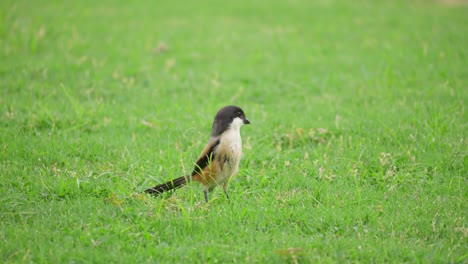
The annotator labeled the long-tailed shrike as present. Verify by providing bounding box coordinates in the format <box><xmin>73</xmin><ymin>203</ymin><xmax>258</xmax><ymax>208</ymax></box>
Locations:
<box><xmin>145</xmin><ymin>105</ymin><xmax>250</xmax><ymax>202</ymax></box>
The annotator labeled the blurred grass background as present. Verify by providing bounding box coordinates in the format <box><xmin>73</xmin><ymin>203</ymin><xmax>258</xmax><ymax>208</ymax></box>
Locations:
<box><xmin>1</xmin><ymin>0</ymin><xmax>466</xmax><ymax>262</ymax></box>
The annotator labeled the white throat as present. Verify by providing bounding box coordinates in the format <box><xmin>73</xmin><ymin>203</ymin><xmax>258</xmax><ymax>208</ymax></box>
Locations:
<box><xmin>230</xmin><ymin>117</ymin><xmax>244</xmax><ymax>132</ymax></box>
<box><xmin>222</xmin><ymin>117</ymin><xmax>243</xmax><ymax>149</ymax></box>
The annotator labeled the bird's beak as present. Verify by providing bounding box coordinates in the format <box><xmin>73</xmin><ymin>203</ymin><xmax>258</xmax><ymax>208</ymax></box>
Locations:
<box><xmin>243</xmin><ymin>118</ymin><xmax>250</xmax><ymax>125</ymax></box>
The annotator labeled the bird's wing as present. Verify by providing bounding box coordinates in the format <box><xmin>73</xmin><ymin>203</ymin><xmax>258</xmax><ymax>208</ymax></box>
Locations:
<box><xmin>191</xmin><ymin>137</ymin><xmax>220</xmax><ymax>176</ymax></box>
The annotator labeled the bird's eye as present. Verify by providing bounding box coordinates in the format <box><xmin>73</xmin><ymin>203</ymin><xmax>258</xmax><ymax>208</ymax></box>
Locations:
<box><xmin>237</xmin><ymin>111</ymin><xmax>243</xmax><ymax>117</ymax></box>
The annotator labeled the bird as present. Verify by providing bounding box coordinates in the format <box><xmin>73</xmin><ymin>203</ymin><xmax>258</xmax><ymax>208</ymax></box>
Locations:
<box><xmin>145</xmin><ymin>105</ymin><xmax>250</xmax><ymax>202</ymax></box>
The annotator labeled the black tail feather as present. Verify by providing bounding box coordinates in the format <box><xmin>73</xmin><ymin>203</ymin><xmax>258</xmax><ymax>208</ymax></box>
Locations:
<box><xmin>145</xmin><ymin>175</ymin><xmax>190</xmax><ymax>195</ymax></box>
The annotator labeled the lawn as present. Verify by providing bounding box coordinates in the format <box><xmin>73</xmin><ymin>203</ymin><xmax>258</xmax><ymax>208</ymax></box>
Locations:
<box><xmin>1</xmin><ymin>0</ymin><xmax>467</xmax><ymax>263</ymax></box>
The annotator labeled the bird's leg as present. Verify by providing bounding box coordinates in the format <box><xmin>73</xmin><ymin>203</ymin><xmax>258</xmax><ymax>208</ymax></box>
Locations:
<box><xmin>223</xmin><ymin>183</ymin><xmax>230</xmax><ymax>202</ymax></box>
<box><xmin>203</xmin><ymin>186</ymin><xmax>213</xmax><ymax>202</ymax></box>
<box><xmin>203</xmin><ymin>186</ymin><xmax>216</xmax><ymax>202</ymax></box>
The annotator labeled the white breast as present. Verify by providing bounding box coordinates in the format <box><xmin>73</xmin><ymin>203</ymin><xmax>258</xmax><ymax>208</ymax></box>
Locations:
<box><xmin>216</xmin><ymin>117</ymin><xmax>244</xmax><ymax>184</ymax></box>
<box><xmin>224</xmin><ymin>127</ymin><xmax>242</xmax><ymax>160</ymax></box>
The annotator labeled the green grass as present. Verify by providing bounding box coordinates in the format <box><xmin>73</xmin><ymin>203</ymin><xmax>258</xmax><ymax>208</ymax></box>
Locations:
<box><xmin>1</xmin><ymin>0</ymin><xmax>467</xmax><ymax>262</ymax></box>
